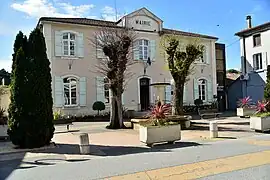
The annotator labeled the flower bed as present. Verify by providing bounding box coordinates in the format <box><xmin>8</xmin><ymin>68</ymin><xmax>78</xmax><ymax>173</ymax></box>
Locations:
<box><xmin>250</xmin><ymin>101</ymin><xmax>270</xmax><ymax>132</ymax></box>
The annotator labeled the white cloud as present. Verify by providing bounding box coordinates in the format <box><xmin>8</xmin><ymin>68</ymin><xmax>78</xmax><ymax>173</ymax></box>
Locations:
<box><xmin>11</xmin><ymin>0</ymin><xmax>95</xmax><ymax>18</ymax></box>
<box><xmin>0</xmin><ymin>56</ymin><xmax>12</xmax><ymax>73</ymax></box>
<box><xmin>100</xmin><ymin>6</ymin><xmax>124</xmax><ymax>21</ymax></box>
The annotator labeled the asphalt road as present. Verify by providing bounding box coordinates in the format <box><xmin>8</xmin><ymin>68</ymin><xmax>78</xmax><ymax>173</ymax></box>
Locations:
<box><xmin>1</xmin><ymin>134</ymin><xmax>270</xmax><ymax>180</ymax></box>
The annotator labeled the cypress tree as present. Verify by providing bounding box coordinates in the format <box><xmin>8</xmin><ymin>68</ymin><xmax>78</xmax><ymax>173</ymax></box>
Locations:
<box><xmin>26</xmin><ymin>28</ymin><xmax>54</xmax><ymax>147</ymax></box>
<box><xmin>264</xmin><ymin>65</ymin><xmax>270</xmax><ymax>100</ymax></box>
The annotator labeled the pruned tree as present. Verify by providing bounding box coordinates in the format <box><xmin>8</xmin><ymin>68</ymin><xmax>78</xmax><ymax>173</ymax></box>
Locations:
<box><xmin>161</xmin><ymin>35</ymin><xmax>204</xmax><ymax>115</ymax></box>
<box><xmin>91</xmin><ymin>27</ymin><xmax>136</xmax><ymax>129</ymax></box>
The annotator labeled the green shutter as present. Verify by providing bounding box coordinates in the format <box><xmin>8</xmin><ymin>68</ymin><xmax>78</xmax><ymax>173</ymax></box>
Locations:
<box><xmin>96</xmin><ymin>77</ymin><xmax>105</xmax><ymax>102</ymax></box>
<box><xmin>193</xmin><ymin>79</ymin><xmax>199</xmax><ymax>101</ymax></box>
<box><xmin>133</xmin><ymin>40</ymin><xmax>139</xmax><ymax>60</ymax></box>
<box><xmin>54</xmin><ymin>76</ymin><xmax>63</xmax><ymax>107</ymax></box>
<box><xmin>55</xmin><ymin>31</ymin><xmax>62</xmax><ymax>57</ymax></box>
<box><xmin>150</xmin><ymin>40</ymin><xmax>156</xmax><ymax>61</ymax></box>
<box><xmin>207</xmin><ymin>79</ymin><xmax>213</xmax><ymax>102</ymax></box>
<box><xmin>79</xmin><ymin>77</ymin><xmax>87</xmax><ymax>106</ymax></box>
<box><xmin>77</xmin><ymin>33</ymin><xmax>84</xmax><ymax>58</ymax></box>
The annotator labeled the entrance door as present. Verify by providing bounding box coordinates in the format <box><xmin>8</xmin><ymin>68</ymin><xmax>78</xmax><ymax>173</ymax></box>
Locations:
<box><xmin>140</xmin><ymin>78</ymin><xmax>150</xmax><ymax>111</ymax></box>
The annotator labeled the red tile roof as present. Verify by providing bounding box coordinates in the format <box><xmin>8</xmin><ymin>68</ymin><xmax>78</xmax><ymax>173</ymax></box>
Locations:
<box><xmin>235</xmin><ymin>21</ymin><xmax>270</xmax><ymax>37</ymax></box>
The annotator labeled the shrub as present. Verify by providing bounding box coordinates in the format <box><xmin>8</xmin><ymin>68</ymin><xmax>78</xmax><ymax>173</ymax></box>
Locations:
<box><xmin>0</xmin><ymin>107</ymin><xmax>7</xmax><ymax>125</ymax></box>
<box><xmin>194</xmin><ymin>99</ymin><xmax>203</xmax><ymax>107</ymax></box>
<box><xmin>53</xmin><ymin>110</ymin><xmax>62</xmax><ymax>120</ymax></box>
<box><xmin>237</xmin><ymin>96</ymin><xmax>252</xmax><ymax>108</ymax></box>
<box><xmin>92</xmin><ymin>101</ymin><xmax>105</xmax><ymax>115</ymax></box>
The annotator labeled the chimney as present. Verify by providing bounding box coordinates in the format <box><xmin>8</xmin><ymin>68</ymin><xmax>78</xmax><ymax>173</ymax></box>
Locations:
<box><xmin>246</xmin><ymin>15</ymin><xmax>252</xmax><ymax>29</ymax></box>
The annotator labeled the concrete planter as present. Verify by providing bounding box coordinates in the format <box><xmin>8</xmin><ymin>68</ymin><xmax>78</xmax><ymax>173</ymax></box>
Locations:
<box><xmin>250</xmin><ymin>116</ymin><xmax>270</xmax><ymax>132</ymax></box>
<box><xmin>0</xmin><ymin>125</ymin><xmax>8</xmax><ymax>137</ymax></box>
<box><xmin>237</xmin><ymin>108</ymin><xmax>256</xmax><ymax>117</ymax></box>
<box><xmin>139</xmin><ymin>124</ymin><xmax>181</xmax><ymax>146</ymax></box>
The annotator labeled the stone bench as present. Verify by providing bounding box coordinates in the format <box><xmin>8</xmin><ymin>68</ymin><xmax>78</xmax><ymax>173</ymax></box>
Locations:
<box><xmin>199</xmin><ymin>110</ymin><xmax>222</xmax><ymax>120</ymax></box>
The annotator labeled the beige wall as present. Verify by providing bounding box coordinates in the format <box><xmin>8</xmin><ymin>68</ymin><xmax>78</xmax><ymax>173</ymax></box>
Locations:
<box><xmin>42</xmin><ymin>9</ymin><xmax>217</xmax><ymax>115</ymax></box>
<box><xmin>0</xmin><ymin>87</ymin><xmax>10</xmax><ymax>116</ymax></box>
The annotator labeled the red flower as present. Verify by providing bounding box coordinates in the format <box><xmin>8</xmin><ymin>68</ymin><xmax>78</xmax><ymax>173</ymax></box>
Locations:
<box><xmin>237</xmin><ymin>96</ymin><xmax>252</xmax><ymax>108</ymax></box>
<box><xmin>150</xmin><ymin>103</ymin><xmax>171</xmax><ymax>119</ymax></box>
<box><xmin>255</xmin><ymin>101</ymin><xmax>269</xmax><ymax>114</ymax></box>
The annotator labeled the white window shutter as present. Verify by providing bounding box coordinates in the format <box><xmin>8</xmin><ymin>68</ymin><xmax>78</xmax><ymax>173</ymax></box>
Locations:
<box><xmin>55</xmin><ymin>31</ymin><xmax>62</xmax><ymax>57</ymax></box>
<box><xmin>207</xmin><ymin>79</ymin><xmax>213</xmax><ymax>102</ymax></box>
<box><xmin>122</xmin><ymin>93</ymin><xmax>124</xmax><ymax>105</ymax></box>
<box><xmin>54</xmin><ymin>76</ymin><xmax>63</xmax><ymax>107</ymax></box>
<box><xmin>165</xmin><ymin>85</ymin><xmax>172</xmax><ymax>104</ymax></box>
<box><xmin>96</xmin><ymin>37</ymin><xmax>106</xmax><ymax>59</ymax></box>
<box><xmin>183</xmin><ymin>85</ymin><xmax>187</xmax><ymax>103</ymax></box>
<box><xmin>96</xmin><ymin>77</ymin><xmax>105</xmax><ymax>102</ymax></box>
<box><xmin>263</xmin><ymin>52</ymin><xmax>268</xmax><ymax>69</ymax></box>
<box><xmin>204</xmin><ymin>46</ymin><xmax>209</xmax><ymax>64</ymax></box>
<box><xmin>150</xmin><ymin>40</ymin><xmax>156</xmax><ymax>61</ymax></box>
<box><xmin>77</xmin><ymin>33</ymin><xmax>84</xmax><ymax>58</ymax></box>
<box><xmin>79</xmin><ymin>77</ymin><xmax>87</xmax><ymax>106</ymax></box>
<box><xmin>133</xmin><ymin>40</ymin><xmax>139</xmax><ymax>60</ymax></box>
<box><xmin>193</xmin><ymin>79</ymin><xmax>199</xmax><ymax>101</ymax></box>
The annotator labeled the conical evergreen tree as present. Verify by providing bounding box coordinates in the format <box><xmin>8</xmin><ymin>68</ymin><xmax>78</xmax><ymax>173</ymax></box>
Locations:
<box><xmin>26</xmin><ymin>28</ymin><xmax>54</xmax><ymax>147</ymax></box>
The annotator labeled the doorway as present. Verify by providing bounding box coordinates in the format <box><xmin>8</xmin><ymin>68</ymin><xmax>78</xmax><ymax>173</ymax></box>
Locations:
<box><xmin>139</xmin><ymin>78</ymin><xmax>150</xmax><ymax>111</ymax></box>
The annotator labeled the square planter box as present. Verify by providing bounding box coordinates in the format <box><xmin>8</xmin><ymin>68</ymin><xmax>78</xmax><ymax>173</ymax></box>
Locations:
<box><xmin>250</xmin><ymin>116</ymin><xmax>270</xmax><ymax>132</ymax></box>
<box><xmin>139</xmin><ymin>124</ymin><xmax>181</xmax><ymax>146</ymax></box>
<box><xmin>237</xmin><ymin>108</ymin><xmax>256</xmax><ymax>117</ymax></box>
<box><xmin>0</xmin><ymin>125</ymin><xmax>8</xmax><ymax>137</ymax></box>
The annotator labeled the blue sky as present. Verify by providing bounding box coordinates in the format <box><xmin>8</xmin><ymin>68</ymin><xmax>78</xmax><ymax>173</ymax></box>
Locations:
<box><xmin>0</xmin><ymin>0</ymin><xmax>270</xmax><ymax>72</ymax></box>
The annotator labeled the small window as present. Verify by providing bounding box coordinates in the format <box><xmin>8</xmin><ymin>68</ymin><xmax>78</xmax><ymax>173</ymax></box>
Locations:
<box><xmin>62</xmin><ymin>32</ymin><xmax>76</xmax><ymax>56</ymax></box>
<box><xmin>104</xmin><ymin>78</ymin><xmax>110</xmax><ymax>103</ymax></box>
<box><xmin>63</xmin><ymin>77</ymin><xmax>78</xmax><ymax>106</ymax></box>
<box><xmin>253</xmin><ymin>34</ymin><xmax>261</xmax><ymax>47</ymax></box>
<box><xmin>253</xmin><ymin>53</ymin><xmax>263</xmax><ymax>70</ymax></box>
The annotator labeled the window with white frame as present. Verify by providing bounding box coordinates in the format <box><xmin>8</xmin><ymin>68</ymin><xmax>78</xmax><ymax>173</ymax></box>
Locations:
<box><xmin>198</xmin><ymin>79</ymin><xmax>207</xmax><ymax>101</ymax></box>
<box><xmin>63</xmin><ymin>77</ymin><xmax>78</xmax><ymax>106</ymax></box>
<box><xmin>253</xmin><ymin>53</ymin><xmax>263</xmax><ymax>70</ymax></box>
<box><xmin>138</xmin><ymin>39</ymin><xmax>149</xmax><ymax>60</ymax></box>
<box><xmin>63</xmin><ymin>32</ymin><xmax>76</xmax><ymax>56</ymax></box>
<box><xmin>104</xmin><ymin>78</ymin><xmax>110</xmax><ymax>103</ymax></box>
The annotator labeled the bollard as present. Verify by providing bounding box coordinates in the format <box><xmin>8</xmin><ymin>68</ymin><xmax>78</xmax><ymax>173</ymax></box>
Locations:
<box><xmin>209</xmin><ymin>121</ymin><xmax>218</xmax><ymax>138</ymax></box>
<box><xmin>78</xmin><ymin>133</ymin><xmax>90</xmax><ymax>154</ymax></box>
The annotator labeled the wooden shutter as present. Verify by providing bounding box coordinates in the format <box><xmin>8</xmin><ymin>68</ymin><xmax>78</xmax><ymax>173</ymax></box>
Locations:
<box><xmin>55</xmin><ymin>31</ymin><xmax>62</xmax><ymax>57</ymax></box>
<box><xmin>165</xmin><ymin>85</ymin><xmax>172</xmax><ymax>104</ymax></box>
<box><xmin>207</xmin><ymin>79</ymin><xmax>213</xmax><ymax>102</ymax></box>
<box><xmin>193</xmin><ymin>79</ymin><xmax>199</xmax><ymax>101</ymax></box>
<box><xmin>150</xmin><ymin>40</ymin><xmax>156</xmax><ymax>61</ymax></box>
<box><xmin>77</xmin><ymin>33</ymin><xmax>84</xmax><ymax>58</ymax></box>
<box><xmin>96</xmin><ymin>77</ymin><xmax>105</xmax><ymax>102</ymax></box>
<box><xmin>79</xmin><ymin>77</ymin><xmax>86</xmax><ymax>106</ymax></box>
<box><xmin>54</xmin><ymin>76</ymin><xmax>63</xmax><ymax>107</ymax></box>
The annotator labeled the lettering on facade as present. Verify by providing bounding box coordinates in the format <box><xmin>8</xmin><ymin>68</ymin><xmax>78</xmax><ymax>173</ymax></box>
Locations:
<box><xmin>135</xmin><ymin>20</ymin><xmax>151</xmax><ymax>26</ymax></box>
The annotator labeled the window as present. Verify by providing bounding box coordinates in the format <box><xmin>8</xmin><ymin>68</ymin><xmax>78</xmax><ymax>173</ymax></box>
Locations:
<box><xmin>253</xmin><ymin>53</ymin><xmax>263</xmax><ymax>70</ymax></box>
<box><xmin>198</xmin><ymin>79</ymin><xmax>207</xmax><ymax>101</ymax></box>
<box><xmin>104</xmin><ymin>78</ymin><xmax>110</xmax><ymax>103</ymax></box>
<box><xmin>63</xmin><ymin>77</ymin><xmax>78</xmax><ymax>106</ymax></box>
<box><xmin>253</xmin><ymin>34</ymin><xmax>261</xmax><ymax>47</ymax></box>
<box><xmin>63</xmin><ymin>32</ymin><xmax>76</xmax><ymax>56</ymax></box>
<box><xmin>138</xmin><ymin>39</ymin><xmax>149</xmax><ymax>60</ymax></box>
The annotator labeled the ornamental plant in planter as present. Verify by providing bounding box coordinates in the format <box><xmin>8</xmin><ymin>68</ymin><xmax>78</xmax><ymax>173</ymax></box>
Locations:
<box><xmin>236</xmin><ymin>96</ymin><xmax>256</xmax><ymax>117</ymax></box>
<box><xmin>139</xmin><ymin>102</ymin><xmax>181</xmax><ymax>147</ymax></box>
<box><xmin>0</xmin><ymin>107</ymin><xmax>8</xmax><ymax>137</ymax></box>
<box><xmin>250</xmin><ymin>101</ymin><xmax>270</xmax><ymax>132</ymax></box>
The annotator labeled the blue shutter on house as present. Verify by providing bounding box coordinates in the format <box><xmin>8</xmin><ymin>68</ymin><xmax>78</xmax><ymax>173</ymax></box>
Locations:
<box><xmin>79</xmin><ymin>77</ymin><xmax>87</xmax><ymax>106</ymax></box>
<box><xmin>193</xmin><ymin>79</ymin><xmax>199</xmax><ymax>101</ymax></box>
<box><xmin>207</xmin><ymin>79</ymin><xmax>213</xmax><ymax>102</ymax></box>
<box><xmin>165</xmin><ymin>85</ymin><xmax>172</xmax><ymax>104</ymax></box>
<box><xmin>96</xmin><ymin>77</ymin><xmax>105</xmax><ymax>102</ymax></box>
<box><xmin>54</xmin><ymin>76</ymin><xmax>63</xmax><ymax>107</ymax></box>
<box><xmin>77</xmin><ymin>33</ymin><xmax>84</xmax><ymax>58</ymax></box>
<box><xmin>133</xmin><ymin>40</ymin><xmax>140</xmax><ymax>60</ymax></box>
<box><xmin>150</xmin><ymin>40</ymin><xmax>156</xmax><ymax>61</ymax></box>
<box><xmin>55</xmin><ymin>31</ymin><xmax>62</xmax><ymax>57</ymax></box>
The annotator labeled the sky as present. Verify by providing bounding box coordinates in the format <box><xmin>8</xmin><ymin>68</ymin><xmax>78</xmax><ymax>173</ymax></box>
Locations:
<box><xmin>0</xmin><ymin>0</ymin><xmax>270</xmax><ymax>72</ymax></box>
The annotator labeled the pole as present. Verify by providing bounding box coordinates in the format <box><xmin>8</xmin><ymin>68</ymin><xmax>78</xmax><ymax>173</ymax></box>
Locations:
<box><xmin>114</xmin><ymin>0</ymin><xmax>118</xmax><ymax>21</ymax></box>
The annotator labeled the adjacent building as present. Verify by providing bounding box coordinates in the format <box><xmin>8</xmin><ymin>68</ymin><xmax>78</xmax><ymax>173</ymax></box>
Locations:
<box><xmin>37</xmin><ymin>7</ymin><xmax>219</xmax><ymax>115</ymax></box>
<box><xmin>231</xmin><ymin>16</ymin><xmax>270</xmax><ymax>107</ymax></box>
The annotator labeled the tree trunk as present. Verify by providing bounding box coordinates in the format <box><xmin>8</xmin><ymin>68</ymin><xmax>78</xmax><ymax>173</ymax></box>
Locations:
<box><xmin>173</xmin><ymin>82</ymin><xmax>184</xmax><ymax>115</ymax></box>
<box><xmin>107</xmin><ymin>95</ymin><xmax>124</xmax><ymax>129</ymax></box>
